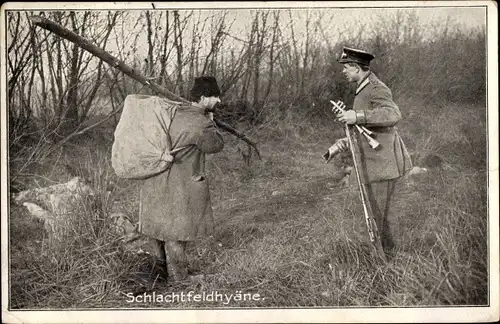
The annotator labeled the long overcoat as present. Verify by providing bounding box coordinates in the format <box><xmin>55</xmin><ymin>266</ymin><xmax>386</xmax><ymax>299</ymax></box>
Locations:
<box><xmin>349</xmin><ymin>72</ymin><xmax>413</xmax><ymax>184</ymax></box>
<box><xmin>138</xmin><ymin>104</ymin><xmax>224</xmax><ymax>242</ymax></box>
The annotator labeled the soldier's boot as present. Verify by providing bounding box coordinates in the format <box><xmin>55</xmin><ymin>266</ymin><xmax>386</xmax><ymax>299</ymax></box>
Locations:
<box><xmin>152</xmin><ymin>239</ymin><xmax>169</xmax><ymax>280</ymax></box>
<box><xmin>165</xmin><ymin>240</ymin><xmax>189</xmax><ymax>283</ymax></box>
<box><xmin>380</xmin><ymin>220</ymin><xmax>396</xmax><ymax>259</ymax></box>
<box><xmin>381</xmin><ymin>180</ymin><xmax>397</xmax><ymax>259</ymax></box>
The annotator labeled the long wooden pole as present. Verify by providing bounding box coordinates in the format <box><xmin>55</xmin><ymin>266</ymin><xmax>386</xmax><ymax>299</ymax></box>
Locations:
<box><xmin>28</xmin><ymin>15</ymin><xmax>261</xmax><ymax>159</ymax></box>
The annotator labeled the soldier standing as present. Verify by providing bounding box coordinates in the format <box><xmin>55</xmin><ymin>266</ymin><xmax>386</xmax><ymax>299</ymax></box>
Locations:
<box><xmin>334</xmin><ymin>47</ymin><xmax>413</xmax><ymax>257</ymax></box>
<box><xmin>139</xmin><ymin>76</ymin><xmax>224</xmax><ymax>282</ymax></box>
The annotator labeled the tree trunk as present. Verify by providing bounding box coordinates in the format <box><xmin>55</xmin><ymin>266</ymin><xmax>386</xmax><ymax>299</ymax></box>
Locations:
<box><xmin>63</xmin><ymin>12</ymin><xmax>80</xmax><ymax>133</ymax></box>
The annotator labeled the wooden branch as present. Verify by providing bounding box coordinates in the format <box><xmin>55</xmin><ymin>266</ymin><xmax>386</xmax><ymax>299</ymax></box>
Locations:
<box><xmin>29</xmin><ymin>15</ymin><xmax>187</xmax><ymax>104</ymax></box>
<box><xmin>28</xmin><ymin>15</ymin><xmax>260</xmax><ymax>159</ymax></box>
<box><xmin>214</xmin><ymin>119</ymin><xmax>261</xmax><ymax>160</ymax></box>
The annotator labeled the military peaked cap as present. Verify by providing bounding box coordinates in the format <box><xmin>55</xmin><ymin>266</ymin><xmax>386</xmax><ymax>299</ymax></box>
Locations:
<box><xmin>337</xmin><ymin>47</ymin><xmax>375</xmax><ymax>66</ymax></box>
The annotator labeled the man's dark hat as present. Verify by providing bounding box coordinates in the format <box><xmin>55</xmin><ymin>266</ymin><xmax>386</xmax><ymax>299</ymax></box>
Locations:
<box><xmin>190</xmin><ymin>76</ymin><xmax>221</xmax><ymax>99</ymax></box>
<box><xmin>337</xmin><ymin>47</ymin><xmax>375</xmax><ymax>66</ymax></box>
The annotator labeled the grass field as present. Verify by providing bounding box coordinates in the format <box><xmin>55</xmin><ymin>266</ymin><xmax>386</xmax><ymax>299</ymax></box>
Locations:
<box><xmin>8</xmin><ymin>99</ymin><xmax>488</xmax><ymax>309</ymax></box>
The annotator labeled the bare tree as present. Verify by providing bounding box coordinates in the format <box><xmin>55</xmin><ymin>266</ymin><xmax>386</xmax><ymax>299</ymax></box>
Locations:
<box><xmin>159</xmin><ymin>11</ymin><xmax>174</xmax><ymax>86</ymax></box>
<box><xmin>201</xmin><ymin>11</ymin><xmax>232</xmax><ymax>76</ymax></box>
<box><xmin>7</xmin><ymin>11</ymin><xmax>123</xmax><ymax>138</ymax></box>
<box><xmin>172</xmin><ymin>11</ymin><xmax>189</xmax><ymax>96</ymax></box>
<box><xmin>145</xmin><ymin>10</ymin><xmax>155</xmax><ymax>77</ymax></box>
<box><xmin>263</xmin><ymin>11</ymin><xmax>281</xmax><ymax>102</ymax></box>
<box><xmin>251</xmin><ymin>11</ymin><xmax>269</xmax><ymax>111</ymax></box>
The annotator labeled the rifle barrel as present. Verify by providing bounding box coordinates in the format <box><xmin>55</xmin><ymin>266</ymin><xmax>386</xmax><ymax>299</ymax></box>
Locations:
<box><xmin>345</xmin><ymin>122</ymin><xmax>387</xmax><ymax>262</ymax></box>
<box><xmin>345</xmin><ymin>124</ymin><xmax>375</xmax><ymax>242</ymax></box>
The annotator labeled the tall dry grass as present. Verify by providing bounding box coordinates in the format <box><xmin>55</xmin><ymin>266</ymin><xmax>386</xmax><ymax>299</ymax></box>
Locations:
<box><xmin>9</xmin><ymin>144</ymin><xmax>167</xmax><ymax>309</ymax></box>
<box><xmin>9</xmin><ymin>96</ymin><xmax>488</xmax><ymax>308</ymax></box>
<box><xmin>199</xmin><ymin>100</ymin><xmax>488</xmax><ymax>307</ymax></box>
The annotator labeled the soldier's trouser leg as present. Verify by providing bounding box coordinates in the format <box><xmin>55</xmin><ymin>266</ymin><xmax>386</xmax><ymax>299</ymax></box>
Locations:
<box><xmin>366</xmin><ymin>179</ymin><xmax>397</xmax><ymax>253</ymax></box>
<box><xmin>165</xmin><ymin>240</ymin><xmax>189</xmax><ymax>282</ymax></box>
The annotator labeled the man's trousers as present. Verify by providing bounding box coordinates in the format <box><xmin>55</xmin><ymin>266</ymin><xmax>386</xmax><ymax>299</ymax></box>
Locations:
<box><xmin>153</xmin><ymin>239</ymin><xmax>189</xmax><ymax>282</ymax></box>
<box><xmin>363</xmin><ymin>179</ymin><xmax>398</xmax><ymax>252</ymax></box>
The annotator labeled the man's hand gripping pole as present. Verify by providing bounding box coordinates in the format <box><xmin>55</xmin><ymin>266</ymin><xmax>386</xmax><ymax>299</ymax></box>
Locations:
<box><xmin>330</xmin><ymin>100</ymin><xmax>380</xmax><ymax>150</ymax></box>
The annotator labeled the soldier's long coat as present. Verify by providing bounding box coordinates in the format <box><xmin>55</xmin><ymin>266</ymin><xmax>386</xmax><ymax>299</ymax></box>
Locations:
<box><xmin>350</xmin><ymin>72</ymin><xmax>413</xmax><ymax>184</ymax></box>
<box><xmin>138</xmin><ymin>104</ymin><xmax>224</xmax><ymax>241</ymax></box>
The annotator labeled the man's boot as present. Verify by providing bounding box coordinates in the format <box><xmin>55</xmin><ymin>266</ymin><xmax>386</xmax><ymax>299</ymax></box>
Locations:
<box><xmin>152</xmin><ymin>239</ymin><xmax>169</xmax><ymax>280</ymax></box>
<box><xmin>381</xmin><ymin>222</ymin><xmax>396</xmax><ymax>257</ymax></box>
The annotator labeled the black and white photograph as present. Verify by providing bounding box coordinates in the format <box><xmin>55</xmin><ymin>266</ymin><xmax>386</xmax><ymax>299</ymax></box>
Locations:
<box><xmin>1</xmin><ymin>1</ymin><xmax>498</xmax><ymax>323</ymax></box>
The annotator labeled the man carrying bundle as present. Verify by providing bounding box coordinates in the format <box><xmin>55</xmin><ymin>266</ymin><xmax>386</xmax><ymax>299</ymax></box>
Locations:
<box><xmin>138</xmin><ymin>76</ymin><xmax>224</xmax><ymax>283</ymax></box>
<box><xmin>332</xmin><ymin>47</ymin><xmax>413</xmax><ymax>258</ymax></box>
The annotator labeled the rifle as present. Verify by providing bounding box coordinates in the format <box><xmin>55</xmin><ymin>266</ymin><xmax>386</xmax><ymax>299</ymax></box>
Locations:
<box><xmin>28</xmin><ymin>15</ymin><xmax>261</xmax><ymax>160</ymax></box>
<box><xmin>332</xmin><ymin>100</ymin><xmax>387</xmax><ymax>262</ymax></box>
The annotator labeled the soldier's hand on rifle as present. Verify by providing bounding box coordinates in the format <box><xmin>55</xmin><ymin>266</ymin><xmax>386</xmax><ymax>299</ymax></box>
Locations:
<box><xmin>336</xmin><ymin>110</ymin><xmax>357</xmax><ymax>125</ymax></box>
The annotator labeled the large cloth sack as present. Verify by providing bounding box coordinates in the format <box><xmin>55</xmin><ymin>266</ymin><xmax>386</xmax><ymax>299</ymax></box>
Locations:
<box><xmin>111</xmin><ymin>94</ymin><xmax>181</xmax><ymax>179</ymax></box>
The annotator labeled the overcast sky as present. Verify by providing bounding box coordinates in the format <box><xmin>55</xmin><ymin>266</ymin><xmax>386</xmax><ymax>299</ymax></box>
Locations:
<box><xmin>223</xmin><ymin>6</ymin><xmax>486</xmax><ymax>31</ymax></box>
<box><xmin>4</xmin><ymin>3</ymin><xmax>489</xmax><ymax>75</ymax></box>
<box><xmin>220</xmin><ymin>7</ymin><xmax>487</xmax><ymax>43</ymax></box>
<box><xmin>111</xmin><ymin>6</ymin><xmax>486</xmax><ymax>43</ymax></box>
<box><xmin>2</xmin><ymin>2</ymin><xmax>491</xmax><ymax>114</ymax></box>
<box><xmin>116</xmin><ymin>6</ymin><xmax>487</xmax><ymax>57</ymax></box>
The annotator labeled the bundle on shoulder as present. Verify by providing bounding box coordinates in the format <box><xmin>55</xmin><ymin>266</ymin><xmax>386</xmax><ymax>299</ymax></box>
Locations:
<box><xmin>111</xmin><ymin>94</ymin><xmax>183</xmax><ymax>179</ymax></box>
